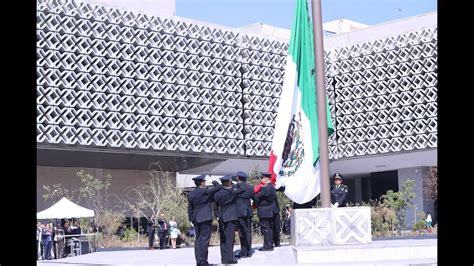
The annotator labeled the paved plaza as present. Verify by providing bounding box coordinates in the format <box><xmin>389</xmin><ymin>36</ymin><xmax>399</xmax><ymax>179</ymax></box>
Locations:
<box><xmin>37</xmin><ymin>238</ymin><xmax>437</xmax><ymax>265</ymax></box>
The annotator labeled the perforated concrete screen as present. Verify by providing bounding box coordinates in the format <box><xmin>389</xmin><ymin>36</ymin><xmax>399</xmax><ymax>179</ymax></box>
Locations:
<box><xmin>37</xmin><ymin>0</ymin><xmax>437</xmax><ymax>159</ymax></box>
<box><xmin>325</xmin><ymin>28</ymin><xmax>437</xmax><ymax>159</ymax></box>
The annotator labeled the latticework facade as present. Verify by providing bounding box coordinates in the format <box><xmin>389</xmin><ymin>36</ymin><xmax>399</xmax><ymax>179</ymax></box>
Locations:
<box><xmin>37</xmin><ymin>0</ymin><xmax>437</xmax><ymax>160</ymax></box>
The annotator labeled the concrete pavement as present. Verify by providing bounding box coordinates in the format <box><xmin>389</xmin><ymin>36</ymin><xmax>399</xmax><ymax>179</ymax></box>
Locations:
<box><xmin>37</xmin><ymin>238</ymin><xmax>437</xmax><ymax>265</ymax></box>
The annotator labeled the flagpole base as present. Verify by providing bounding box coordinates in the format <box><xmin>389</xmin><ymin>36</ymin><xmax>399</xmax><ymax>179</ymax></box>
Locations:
<box><xmin>289</xmin><ymin>207</ymin><xmax>438</xmax><ymax>263</ymax></box>
<box><xmin>290</xmin><ymin>206</ymin><xmax>371</xmax><ymax>246</ymax></box>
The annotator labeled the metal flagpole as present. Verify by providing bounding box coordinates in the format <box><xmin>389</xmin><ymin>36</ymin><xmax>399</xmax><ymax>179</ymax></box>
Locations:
<box><xmin>310</xmin><ymin>0</ymin><xmax>331</xmax><ymax>208</ymax></box>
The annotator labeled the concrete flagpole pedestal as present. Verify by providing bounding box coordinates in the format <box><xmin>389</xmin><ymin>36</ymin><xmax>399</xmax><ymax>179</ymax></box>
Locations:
<box><xmin>291</xmin><ymin>207</ymin><xmax>372</xmax><ymax>246</ymax></box>
<box><xmin>290</xmin><ymin>207</ymin><xmax>437</xmax><ymax>264</ymax></box>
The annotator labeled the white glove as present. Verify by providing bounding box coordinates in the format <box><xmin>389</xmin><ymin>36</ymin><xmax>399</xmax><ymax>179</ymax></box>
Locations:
<box><xmin>333</xmin><ymin>202</ymin><xmax>339</xmax><ymax>208</ymax></box>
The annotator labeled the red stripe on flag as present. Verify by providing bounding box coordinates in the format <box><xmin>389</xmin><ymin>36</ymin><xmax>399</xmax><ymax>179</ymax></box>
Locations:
<box><xmin>268</xmin><ymin>150</ymin><xmax>278</xmax><ymax>185</ymax></box>
<box><xmin>254</xmin><ymin>182</ymin><xmax>264</xmax><ymax>193</ymax></box>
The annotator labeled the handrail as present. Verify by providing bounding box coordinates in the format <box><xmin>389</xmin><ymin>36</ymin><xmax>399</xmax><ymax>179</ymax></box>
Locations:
<box><xmin>64</xmin><ymin>233</ymin><xmax>96</xmax><ymax>238</ymax></box>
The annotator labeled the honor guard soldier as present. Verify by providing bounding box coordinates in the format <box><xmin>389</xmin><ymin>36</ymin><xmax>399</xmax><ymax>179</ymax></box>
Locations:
<box><xmin>330</xmin><ymin>173</ymin><xmax>348</xmax><ymax>207</ymax></box>
<box><xmin>255</xmin><ymin>172</ymin><xmax>284</xmax><ymax>247</ymax></box>
<box><xmin>234</xmin><ymin>171</ymin><xmax>256</xmax><ymax>258</ymax></box>
<box><xmin>254</xmin><ymin>172</ymin><xmax>277</xmax><ymax>251</ymax></box>
<box><xmin>272</xmin><ymin>182</ymin><xmax>284</xmax><ymax>248</ymax></box>
<box><xmin>214</xmin><ymin>175</ymin><xmax>244</xmax><ymax>264</ymax></box>
<box><xmin>187</xmin><ymin>174</ymin><xmax>221</xmax><ymax>266</ymax></box>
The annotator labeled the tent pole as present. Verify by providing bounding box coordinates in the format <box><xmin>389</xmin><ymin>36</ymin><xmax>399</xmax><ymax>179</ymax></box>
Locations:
<box><xmin>55</xmin><ymin>218</ymin><xmax>58</xmax><ymax>259</ymax></box>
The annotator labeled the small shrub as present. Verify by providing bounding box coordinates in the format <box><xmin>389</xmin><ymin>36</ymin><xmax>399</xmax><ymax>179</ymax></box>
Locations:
<box><xmin>412</xmin><ymin>211</ymin><xmax>427</xmax><ymax>235</ymax></box>
<box><xmin>98</xmin><ymin>210</ymin><xmax>125</xmax><ymax>247</ymax></box>
<box><xmin>370</xmin><ymin>199</ymin><xmax>397</xmax><ymax>237</ymax></box>
<box><xmin>123</xmin><ymin>227</ymin><xmax>139</xmax><ymax>242</ymax></box>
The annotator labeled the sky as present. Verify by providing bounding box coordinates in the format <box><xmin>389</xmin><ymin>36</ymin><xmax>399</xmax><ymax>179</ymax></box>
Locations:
<box><xmin>176</xmin><ymin>0</ymin><xmax>437</xmax><ymax>29</ymax></box>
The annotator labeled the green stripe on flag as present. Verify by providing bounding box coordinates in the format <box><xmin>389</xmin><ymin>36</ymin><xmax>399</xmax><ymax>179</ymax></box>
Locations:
<box><xmin>288</xmin><ymin>0</ymin><xmax>334</xmax><ymax>164</ymax></box>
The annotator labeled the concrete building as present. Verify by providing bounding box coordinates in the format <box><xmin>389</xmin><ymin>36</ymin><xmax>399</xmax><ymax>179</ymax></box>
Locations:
<box><xmin>36</xmin><ymin>0</ymin><xmax>437</xmax><ymax>228</ymax></box>
<box><xmin>323</xmin><ymin>18</ymin><xmax>369</xmax><ymax>34</ymax></box>
<box><xmin>75</xmin><ymin>0</ymin><xmax>176</xmax><ymax>17</ymax></box>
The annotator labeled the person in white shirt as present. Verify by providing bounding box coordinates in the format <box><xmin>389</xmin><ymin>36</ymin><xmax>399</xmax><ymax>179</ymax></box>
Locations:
<box><xmin>426</xmin><ymin>212</ymin><xmax>433</xmax><ymax>232</ymax></box>
<box><xmin>169</xmin><ymin>216</ymin><xmax>180</xmax><ymax>249</ymax></box>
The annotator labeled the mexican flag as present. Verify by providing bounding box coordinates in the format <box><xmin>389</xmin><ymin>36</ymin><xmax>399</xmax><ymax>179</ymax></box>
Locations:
<box><xmin>269</xmin><ymin>0</ymin><xmax>334</xmax><ymax>204</ymax></box>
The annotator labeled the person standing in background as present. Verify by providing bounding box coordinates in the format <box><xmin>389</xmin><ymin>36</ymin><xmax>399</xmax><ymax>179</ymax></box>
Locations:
<box><xmin>157</xmin><ymin>213</ymin><xmax>169</xmax><ymax>249</ymax></box>
<box><xmin>42</xmin><ymin>223</ymin><xmax>53</xmax><ymax>260</ymax></box>
<box><xmin>282</xmin><ymin>205</ymin><xmax>292</xmax><ymax>236</ymax></box>
<box><xmin>37</xmin><ymin>222</ymin><xmax>44</xmax><ymax>260</ymax></box>
<box><xmin>426</xmin><ymin>212</ymin><xmax>433</xmax><ymax>233</ymax></box>
<box><xmin>147</xmin><ymin>215</ymin><xmax>156</xmax><ymax>250</ymax></box>
<box><xmin>169</xmin><ymin>216</ymin><xmax>179</xmax><ymax>249</ymax></box>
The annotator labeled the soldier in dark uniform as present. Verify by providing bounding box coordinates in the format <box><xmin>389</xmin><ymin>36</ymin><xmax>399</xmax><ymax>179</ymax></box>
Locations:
<box><xmin>157</xmin><ymin>213</ymin><xmax>169</xmax><ymax>249</ymax></box>
<box><xmin>254</xmin><ymin>173</ymin><xmax>277</xmax><ymax>251</ymax></box>
<box><xmin>187</xmin><ymin>174</ymin><xmax>221</xmax><ymax>266</ymax></box>
<box><xmin>214</xmin><ymin>175</ymin><xmax>244</xmax><ymax>264</ymax></box>
<box><xmin>234</xmin><ymin>171</ymin><xmax>256</xmax><ymax>258</ymax></box>
<box><xmin>146</xmin><ymin>215</ymin><xmax>156</xmax><ymax>250</ymax></box>
<box><xmin>254</xmin><ymin>173</ymin><xmax>284</xmax><ymax>247</ymax></box>
<box><xmin>330</xmin><ymin>173</ymin><xmax>348</xmax><ymax>207</ymax></box>
<box><xmin>272</xmin><ymin>183</ymin><xmax>285</xmax><ymax>248</ymax></box>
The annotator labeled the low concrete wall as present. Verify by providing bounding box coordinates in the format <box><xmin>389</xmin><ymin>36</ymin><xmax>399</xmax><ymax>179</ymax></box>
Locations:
<box><xmin>291</xmin><ymin>206</ymin><xmax>371</xmax><ymax>246</ymax></box>
<box><xmin>293</xmin><ymin>239</ymin><xmax>437</xmax><ymax>264</ymax></box>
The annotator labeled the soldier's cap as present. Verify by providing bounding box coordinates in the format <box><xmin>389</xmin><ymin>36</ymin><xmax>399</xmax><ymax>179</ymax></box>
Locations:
<box><xmin>192</xmin><ymin>174</ymin><xmax>206</xmax><ymax>181</ymax></box>
<box><xmin>333</xmin><ymin>173</ymin><xmax>343</xmax><ymax>180</ymax></box>
<box><xmin>260</xmin><ymin>172</ymin><xmax>272</xmax><ymax>178</ymax></box>
<box><xmin>236</xmin><ymin>171</ymin><xmax>248</xmax><ymax>179</ymax></box>
<box><xmin>220</xmin><ymin>174</ymin><xmax>233</xmax><ymax>181</ymax></box>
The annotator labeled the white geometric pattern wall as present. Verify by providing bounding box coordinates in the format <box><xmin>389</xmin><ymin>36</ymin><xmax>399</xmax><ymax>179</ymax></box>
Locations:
<box><xmin>36</xmin><ymin>0</ymin><xmax>287</xmax><ymax>156</ymax></box>
<box><xmin>325</xmin><ymin>27</ymin><xmax>437</xmax><ymax>159</ymax></box>
<box><xmin>291</xmin><ymin>207</ymin><xmax>332</xmax><ymax>246</ymax></box>
<box><xmin>37</xmin><ymin>0</ymin><xmax>437</xmax><ymax>159</ymax></box>
<box><xmin>332</xmin><ymin>207</ymin><xmax>371</xmax><ymax>244</ymax></box>
<box><xmin>291</xmin><ymin>207</ymin><xmax>371</xmax><ymax>246</ymax></box>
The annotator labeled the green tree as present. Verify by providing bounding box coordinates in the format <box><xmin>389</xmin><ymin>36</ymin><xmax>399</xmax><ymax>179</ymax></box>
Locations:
<box><xmin>412</xmin><ymin>211</ymin><xmax>427</xmax><ymax>235</ymax></box>
<box><xmin>76</xmin><ymin>170</ymin><xmax>114</xmax><ymax>224</ymax></box>
<box><xmin>369</xmin><ymin>199</ymin><xmax>397</xmax><ymax>237</ymax></box>
<box><xmin>380</xmin><ymin>178</ymin><xmax>416</xmax><ymax>233</ymax></box>
<box><xmin>247</xmin><ymin>165</ymin><xmax>262</xmax><ymax>187</ymax></box>
<box><xmin>123</xmin><ymin>162</ymin><xmax>190</xmax><ymax>232</ymax></box>
<box><xmin>42</xmin><ymin>183</ymin><xmax>74</xmax><ymax>202</ymax></box>
<box><xmin>99</xmin><ymin>209</ymin><xmax>126</xmax><ymax>245</ymax></box>
<box><xmin>42</xmin><ymin>170</ymin><xmax>125</xmax><ymax>248</ymax></box>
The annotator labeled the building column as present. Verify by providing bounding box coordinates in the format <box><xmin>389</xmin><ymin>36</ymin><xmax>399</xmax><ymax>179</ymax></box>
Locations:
<box><xmin>354</xmin><ymin>177</ymin><xmax>362</xmax><ymax>204</ymax></box>
<box><xmin>421</xmin><ymin>166</ymin><xmax>436</xmax><ymax>225</ymax></box>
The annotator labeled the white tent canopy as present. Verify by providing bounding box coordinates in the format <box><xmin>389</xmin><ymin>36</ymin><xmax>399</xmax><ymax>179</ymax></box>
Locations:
<box><xmin>37</xmin><ymin>197</ymin><xmax>94</xmax><ymax>219</ymax></box>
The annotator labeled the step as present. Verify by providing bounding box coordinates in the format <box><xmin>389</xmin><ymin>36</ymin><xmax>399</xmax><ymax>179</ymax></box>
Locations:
<box><xmin>292</xmin><ymin>239</ymin><xmax>437</xmax><ymax>264</ymax></box>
